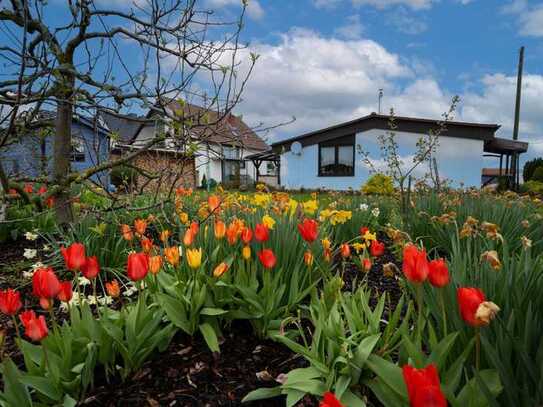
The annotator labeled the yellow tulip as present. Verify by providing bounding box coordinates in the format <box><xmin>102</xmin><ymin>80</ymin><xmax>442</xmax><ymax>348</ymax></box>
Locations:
<box><xmin>304</xmin><ymin>250</ymin><xmax>314</xmax><ymax>267</ymax></box>
<box><xmin>242</xmin><ymin>245</ymin><xmax>251</xmax><ymax>260</ymax></box>
<box><xmin>262</xmin><ymin>214</ymin><xmax>276</xmax><ymax>230</ymax></box>
<box><xmin>213</xmin><ymin>262</ymin><xmax>228</xmax><ymax>277</ymax></box>
<box><xmin>186</xmin><ymin>248</ymin><xmax>202</xmax><ymax>269</ymax></box>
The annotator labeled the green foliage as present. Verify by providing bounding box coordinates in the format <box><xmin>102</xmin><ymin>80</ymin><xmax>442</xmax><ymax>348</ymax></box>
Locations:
<box><xmin>523</xmin><ymin>157</ymin><xmax>543</xmax><ymax>182</ymax></box>
<box><xmin>531</xmin><ymin>166</ymin><xmax>543</xmax><ymax>183</ymax></box>
<box><xmin>361</xmin><ymin>174</ymin><xmax>394</xmax><ymax>196</ymax></box>
<box><xmin>110</xmin><ymin>165</ymin><xmax>138</xmax><ymax>190</ymax></box>
<box><xmin>521</xmin><ymin>180</ymin><xmax>543</xmax><ymax>195</ymax></box>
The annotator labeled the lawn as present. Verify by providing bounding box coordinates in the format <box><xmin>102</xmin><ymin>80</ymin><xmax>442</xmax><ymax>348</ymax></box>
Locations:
<box><xmin>0</xmin><ymin>186</ymin><xmax>542</xmax><ymax>406</ymax></box>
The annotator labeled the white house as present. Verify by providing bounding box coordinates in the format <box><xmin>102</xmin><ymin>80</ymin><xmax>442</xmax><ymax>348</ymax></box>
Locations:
<box><xmin>271</xmin><ymin>113</ymin><xmax>528</xmax><ymax>190</ymax></box>
<box><xmin>105</xmin><ymin>101</ymin><xmax>271</xmax><ymax>189</ymax></box>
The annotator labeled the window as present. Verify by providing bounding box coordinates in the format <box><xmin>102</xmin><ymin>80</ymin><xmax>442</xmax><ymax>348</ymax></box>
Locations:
<box><xmin>318</xmin><ymin>137</ymin><xmax>354</xmax><ymax>177</ymax></box>
<box><xmin>240</xmin><ymin>160</ymin><xmax>246</xmax><ymax>169</ymax></box>
<box><xmin>71</xmin><ymin>138</ymin><xmax>85</xmax><ymax>162</ymax></box>
<box><xmin>266</xmin><ymin>161</ymin><xmax>277</xmax><ymax>175</ymax></box>
<box><xmin>223</xmin><ymin>145</ymin><xmax>241</xmax><ymax>160</ymax></box>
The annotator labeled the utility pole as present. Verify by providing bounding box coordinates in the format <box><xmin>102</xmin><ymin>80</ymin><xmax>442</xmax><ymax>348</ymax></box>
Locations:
<box><xmin>512</xmin><ymin>46</ymin><xmax>524</xmax><ymax>189</ymax></box>
<box><xmin>378</xmin><ymin>88</ymin><xmax>383</xmax><ymax>114</ymax></box>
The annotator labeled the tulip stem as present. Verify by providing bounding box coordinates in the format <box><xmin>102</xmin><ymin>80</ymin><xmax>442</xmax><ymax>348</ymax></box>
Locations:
<box><xmin>416</xmin><ymin>283</ymin><xmax>423</xmax><ymax>340</ymax></box>
<box><xmin>475</xmin><ymin>327</ymin><xmax>481</xmax><ymax>371</ymax></box>
<box><xmin>42</xmin><ymin>344</ymin><xmax>50</xmax><ymax>373</ymax></box>
<box><xmin>11</xmin><ymin>315</ymin><xmax>22</xmax><ymax>344</ymax></box>
<box><xmin>439</xmin><ymin>289</ymin><xmax>447</xmax><ymax>337</ymax></box>
<box><xmin>48</xmin><ymin>306</ymin><xmax>58</xmax><ymax>333</ymax></box>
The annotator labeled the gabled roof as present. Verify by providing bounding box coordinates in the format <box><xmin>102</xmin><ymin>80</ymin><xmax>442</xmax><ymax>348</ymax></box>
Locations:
<box><xmin>99</xmin><ymin>111</ymin><xmax>145</xmax><ymax>144</ymax></box>
<box><xmin>132</xmin><ymin>101</ymin><xmax>269</xmax><ymax>152</ymax></box>
<box><xmin>272</xmin><ymin>112</ymin><xmax>501</xmax><ymax>151</ymax></box>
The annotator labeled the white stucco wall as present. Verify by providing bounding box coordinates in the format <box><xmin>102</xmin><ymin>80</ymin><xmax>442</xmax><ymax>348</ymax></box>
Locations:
<box><xmin>279</xmin><ymin>129</ymin><xmax>485</xmax><ymax>190</ymax></box>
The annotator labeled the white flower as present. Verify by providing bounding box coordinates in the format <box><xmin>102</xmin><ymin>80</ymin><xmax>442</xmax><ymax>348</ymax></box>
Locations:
<box><xmin>98</xmin><ymin>296</ymin><xmax>113</xmax><ymax>305</ymax></box>
<box><xmin>23</xmin><ymin>249</ymin><xmax>37</xmax><ymax>259</ymax></box>
<box><xmin>359</xmin><ymin>203</ymin><xmax>369</xmax><ymax>211</ymax></box>
<box><xmin>70</xmin><ymin>292</ymin><xmax>81</xmax><ymax>307</ymax></box>
<box><xmin>31</xmin><ymin>262</ymin><xmax>45</xmax><ymax>270</ymax></box>
<box><xmin>371</xmin><ymin>208</ymin><xmax>380</xmax><ymax>217</ymax></box>
<box><xmin>78</xmin><ymin>276</ymin><xmax>91</xmax><ymax>286</ymax></box>
<box><xmin>42</xmin><ymin>244</ymin><xmax>51</xmax><ymax>252</ymax></box>
<box><xmin>123</xmin><ymin>286</ymin><xmax>138</xmax><ymax>297</ymax></box>
<box><xmin>86</xmin><ymin>295</ymin><xmax>97</xmax><ymax>305</ymax></box>
<box><xmin>25</xmin><ymin>232</ymin><xmax>38</xmax><ymax>241</ymax></box>
<box><xmin>22</xmin><ymin>270</ymin><xmax>35</xmax><ymax>279</ymax></box>
<box><xmin>59</xmin><ymin>302</ymin><xmax>69</xmax><ymax>313</ymax></box>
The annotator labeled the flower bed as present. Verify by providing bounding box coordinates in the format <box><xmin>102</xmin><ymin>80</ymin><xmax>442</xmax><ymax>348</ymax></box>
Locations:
<box><xmin>1</xmin><ymin>188</ymin><xmax>543</xmax><ymax>406</ymax></box>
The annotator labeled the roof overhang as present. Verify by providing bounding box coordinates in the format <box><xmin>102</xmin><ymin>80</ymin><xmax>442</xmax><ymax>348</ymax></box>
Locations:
<box><xmin>483</xmin><ymin>137</ymin><xmax>528</xmax><ymax>154</ymax></box>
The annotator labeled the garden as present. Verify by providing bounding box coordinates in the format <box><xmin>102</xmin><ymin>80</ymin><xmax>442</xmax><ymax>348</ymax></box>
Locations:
<box><xmin>1</xmin><ymin>182</ymin><xmax>542</xmax><ymax>407</ymax></box>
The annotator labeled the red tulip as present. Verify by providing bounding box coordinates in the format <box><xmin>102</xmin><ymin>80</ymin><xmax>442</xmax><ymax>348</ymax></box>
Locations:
<box><xmin>370</xmin><ymin>240</ymin><xmax>385</xmax><ymax>257</ymax></box>
<box><xmin>19</xmin><ymin>310</ymin><xmax>48</xmax><ymax>342</ymax></box>
<box><xmin>0</xmin><ymin>289</ymin><xmax>22</xmax><ymax>316</ymax></box>
<box><xmin>57</xmin><ymin>281</ymin><xmax>73</xmax><ymax>303</ymax></box>
<box><xmin>298</xmin><ymin>218</ymin><xmax>318</xmax><ymax>243</ymax></box>
<box><xmin>23</xmin><ymin>183</ymin><xmax>33</xmax><ymax>194</ymax></box>
<box><xmin>32</xmin><ymin>267</ymin><xmax>61</xmax><ymax>299</ymax></box>
<box><xmin>127</xmin><ymin>252</ymin><xmax>149</xmax><ymax>281</ymax></box>
<box><xmin>241</xmin><ymin>227</ymin><xmax>253</xmax><ymax>244</ymax></box>
<box><xmin>61</xmin><ymin>242</ymin><xmax>87</xmax><ymax>271</ymax></box>
<box><xmin>402</xmin><ymin>364</ymin><xmax>447</xmax><ymax>407</ymax></box>
<box><xmin>360</xmin><ymin>226</ymin><xmax>369</xmax><ymax>236</ymax></box>
<box><xmin>258</xmin><ymin>249</ymin><xmax>276</xmax><ymax>269</ymax></box>
<box><xmin>340</xmin><ymin>243</ymin><xmax>351</xmax><ymax>258</ymax></box>
<box><xmin>362</xmin><ymin>258</ymin><xmax>372</xmax><ymax>272</ymax></box>
<box><xmin>428</xmin><ymin>258</ymin><xmax>449</xmax><ymax>288</ymax></box>
<box><xmin>402</xmin><ymin>244</ymin><xmax>429</xmax><ymax>283</ymax></box>
<box><xmin>141</xmin><ymin>236</ymin><xmax>154</xmax><ymax>253</ymax></box>
<box><xmin>457</xmin><ymin>287</ymin><xmax>486</xmax><ymax>327</ymax></box>
<box><xmin>254</xmin><ymin>223</ymin><xmax>269</xmax><ymax>243</ymax></box>
<box><xmin>320</xmin><ymin>392</ymin><xmax>344</xmax><ymax>407</ymax></box>
<box><xmin>38</xmin><ymin>185</ymin><xmax>47</xmax><ymax>195</ymax></box>
<box><xmin>81</xmin><ymin>256</ymin><xmax>100</xmax><ymax>279</ymax></box>
<box><xmin>190</xmin><ymin>221</ymin><xmax>199</xmax><ymax>236</ymax></box>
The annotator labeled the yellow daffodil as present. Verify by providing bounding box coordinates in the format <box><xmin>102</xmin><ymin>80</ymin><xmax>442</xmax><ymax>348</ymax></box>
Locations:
<box><xmin>352</xmin><ymin>242</ymin><xmax>366</xmax><ymax>253</ymax></box>
<box><xmin>302</xmin><ymin>200</ymin><xmax>318</xmax><ymax>215</ymax></box>
<box><xmin>262</xmin><ymin>214</ymin><xmax>276</xmax><ymax>230</ymax></box>
<box><xmin>362</xmin><ymin>231</ymin><xmax>377</xmax><ymax>242</ymax></box>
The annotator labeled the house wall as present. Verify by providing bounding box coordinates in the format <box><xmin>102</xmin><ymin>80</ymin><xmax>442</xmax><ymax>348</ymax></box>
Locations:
<box><xmin>0</xmin><ymin>121</ymin><xmax>110</xmax><ymax>187</ymax></box>
<box><xmin>279</xmin><ymin>129</ymin><xmax>485</xmax><ymax>190</ymax></box>
<box><xmin>132</xmin><ymin>151</ymin><xmax>196</xmax><ymax>192</ymax></box>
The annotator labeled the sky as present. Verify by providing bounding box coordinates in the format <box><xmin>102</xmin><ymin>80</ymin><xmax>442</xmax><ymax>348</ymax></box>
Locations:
<box><xmin>207</xmin><ymin>0</ymin><xmax>543</xmax><ymax>162</ymax></box>
<box><xmin>1</xmin><ymin>0</ymin><xmax>543</xmax><ymax>164</ymax></box>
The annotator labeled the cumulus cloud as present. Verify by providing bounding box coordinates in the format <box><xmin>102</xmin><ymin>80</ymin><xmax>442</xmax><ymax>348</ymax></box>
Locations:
<box><xmin>206</xmin><ymin>0</ymin><xmax>264</xmax><ymax>20</ymax></box>
<box><xmin>385</xmin><ymin>6</ymin><xmax>428</xmax><ymax>35</ymax></box>
<box><xmin>501</xmin><ymin>0</ymin><xmax>543</xmax><ymax>37</ymax></box>
<box><xmin>334</xmin><ymin>15</ymin><xmax>365</xmax><ymax>39</ymax></box>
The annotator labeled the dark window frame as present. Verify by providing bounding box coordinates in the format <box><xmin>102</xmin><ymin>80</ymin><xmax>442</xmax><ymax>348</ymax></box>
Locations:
<box><xmin>318</xmin><ymin>134</ymin><xmax>355</xmax><ymax>177</ymax></box>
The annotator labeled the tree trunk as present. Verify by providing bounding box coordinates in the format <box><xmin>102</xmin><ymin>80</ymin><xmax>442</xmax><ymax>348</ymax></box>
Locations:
<box><xmin>53</xmin><ymin>97</ymin><xmax>74</xmax><ymax>224</ymax></box>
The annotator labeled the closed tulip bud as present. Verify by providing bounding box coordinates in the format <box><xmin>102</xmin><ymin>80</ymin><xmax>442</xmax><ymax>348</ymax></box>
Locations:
<box><xmin>304</xmin><ymin>250</ymin><xmax>314</xmax><ymax>267</ymax></box>
<box><xmin>183</xmin><ymin>229</ymin><xmax>195</xmax><ymax>246</ymax></box>
<box><xmin>164</xmin><ymin>246</ymin><xmax>181</xmax><ymax>266</ymax></box>
<box><xmin>190</xmin><ymin>221</ymin><xmax>199</xmax><ymax>235</ymax></box>
<box><xmin>241</xmin><ymin>227</ymin><xmax>253</xmax><ymax>244</ymax></box>
<box><xmin>258</xmin><ymin>249</ymin><xmax>277</xmax><ymax>269</ymax></box>
<box><xmin>324</xmin><ymin>248</ymin><xmax>332</xmax><ymax>263</ymax></box>
<box><xmin>134</xmin><ymin>219</ymin><xmax>147</xmax><ymax>236</ymax></box>
<box><xmin>428</xmin><ymin>258</ymin><xmax>449</xmax><ymax>287</ymax></box>
<box><xmin>160</xmin><ymin>230</ymin><xmax>171</xmax><ymax>243</ymax></box>
<box><xmin>149</xmin><ymin>255</ymin><xmax>163</xmax><ymax>275</ymax></box>
<box><xmin>340</xmin><ymin>243</ymin><xmax>351</xmax><ymax>258</ymax></box>
<box><xmin>0</xmin><ymin>289</ymin><xmax>22</xmax><ymax>316</ymax></box>
<box><xmin>19</xmin><ymin>310</ymin><xmax>48</xmax><ymax>342</ymax></box>
<box><xmin>360</xmin><ymin>226</ymin><xmax>369</xmax><ymax>236</ymax></box>
<box><xmin>106</xmin><ymin>280</ymin><xmax>120</xmax><ymax>298</ymax></box>
<box><xmin>127</xmin><ymin>252</ymin><xmax>149</xmax><ymax>281</ymax></box>
<box><xmin>32</xmin><ymin>267</ymin><xmax>61</xmax><ymax>299</ymax></box>
<box><xmin>186</xmin><ymin>248</ymin><xmax>202</xmax><ymax>269</ymax></box>
<box><xmin>214</xmin><ymin>220</ymin><xmax>226</xmax><ymax>239</ymax></box>
<box><xmin>457</xmin><ymin>287</ymin><xmax>490</xmax><ymax>327</ymax></box>
<box><xmin>254</xmin><ymin>223</ymin><xmax>269</xmax><ymax>243</ymax></box>
<box><xmin>320</xmin><ymin>392</ymin><xmax>344</xmax><ymax>407</ymax></box>
<box><xmin>370</xmin><ymin>240</ymin><xmax>385</xmax><ymax>257</ymax></box>
<box><xmin>61</xmin><ymin>242</ymin><xmax>87</xmax><ymax>271</ymax></box>
<box><xmin>402</xmin><ymin>364</ymin><xmax>447</xmax><ymax>407</ymax></box>
<box><xmin>81</xmin><ymin>256</ymin><xmax>100</xmax><ymax>279</ymax></box>
<box><xmin>213</xmin><ymin>262</ymin><xmax>228</xmax><ymax>277</ymax></box>
<box><xmin>362</xmin><ymin>258</ymin><xmax>372</xmax><ymax>272</ymax></box>
<box><xmin>141</xmin><ymin>237</ymin><xmax>154</xmax><ymax>253</ymax></box>
<box><xmin>57</xmin><ymin>281</ymin><xmax>73</xmax><ymax>303</ymax></box>
<box><xmin>242</xmin><ymin>245</ymin><xmax>251</xmax><ymax>260</ymax></box>
<box><xmin>298</xmin><ymin>218</ymin><xmax>319</xmax><ymax>243</ymax></box>
<box><xmin>121</xmin><ymin>224</ymin><xmax>133</xmax><ymax>241</ymax></box>
<box><xmin>402</xmin><ymin>244</ymin><xmax>429</xmax><ymax>283</ymax></box>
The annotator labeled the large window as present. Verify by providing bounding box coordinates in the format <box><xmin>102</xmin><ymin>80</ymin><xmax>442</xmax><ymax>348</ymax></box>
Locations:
<box><xmin>318</xmin><ymin>137</ymin><xmax>355</xmax><ymax>177</ymax></box>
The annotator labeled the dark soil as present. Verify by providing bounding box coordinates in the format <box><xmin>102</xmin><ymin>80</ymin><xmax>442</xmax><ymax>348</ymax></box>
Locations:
<box><xmin>83</xmin><ymin>321</ymin><xmax>316</xmax><ymax>407</ymax></box>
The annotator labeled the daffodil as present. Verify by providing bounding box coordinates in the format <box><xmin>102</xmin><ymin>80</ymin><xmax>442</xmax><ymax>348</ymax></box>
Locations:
<box><xmin>262</xmin><ymin>214</ymin><xmax>276</xmax><ymax>230</ymax></box>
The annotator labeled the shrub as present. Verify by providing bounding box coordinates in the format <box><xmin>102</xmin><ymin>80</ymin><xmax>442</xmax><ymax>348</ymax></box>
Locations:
<box><xmin>531</xmin><ymin>166</ymin><xmax>543</xmax><ymax>182</ymax></box>
<box><xmin>110</xmin><ymin>165</ymin><xmax>138</xmax><ymax>190</ymax></box>
<box><xmin>361</xmin><ymin>174</ymin><xmax>394</xmax><ymax>195</ymax></box>
<box><xmin>521</xmin><ymin>180</ymin><xmax>543</xmax><ymax>195</ymax></box>
<box><xmin>523</xmin><ymin>157</ymin><xmax>543</xmax><ymax>182</ymax></box>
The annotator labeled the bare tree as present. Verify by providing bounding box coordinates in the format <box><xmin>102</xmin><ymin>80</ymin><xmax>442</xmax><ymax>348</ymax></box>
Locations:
<box><xmin>0</xmin><ymin>0</ymin><xmax>256</xmax><ymax>223</ymax></box>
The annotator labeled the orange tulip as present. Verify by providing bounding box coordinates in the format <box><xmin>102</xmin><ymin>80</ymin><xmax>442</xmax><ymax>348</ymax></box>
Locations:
<box><xmin>190</xmin><ymin>221</ymin><xmax>199</xmax><ymax>235</ymax></box>
<box><xmin>226</xmin><ymin>222</ymin><xmax>240</xmax><ymax>245</ymax></box>
<box><xmin>214</xmin><ymin>220</ymin><xmax>226</xmax><ymax>239</ymax></box>
<box><xmin>183</xmin><ymin>229</ymin><xmax>195</xmax><ymax>246</ymax></box>
<box><xmin>149</xmin><ymin>255</ymin><xmax>163</xmax><ymax>275</ymax></box>
<box><xmin>208</xmin><ymin>195</ymin><xmax>221</xmax><ymax>212</ymax></box>
<box><xmin>164</xmin><ymin>246</ymin><xmax>181</xmax><ymax>266</ymax></box>
<box><xmin>106</xmin><ymin>280</ymin><xmax>120</xmax><ymax>298</ymax></box>
<box><xmin>141</xmin><ymin>237</ymin><xmax>154</xmax><ymax>253</ymax></box>
<box><xmin>121</xmin><ymin>224</ymin><xmax>133</xmax><ymax>241</ymax></box>
<box><xmin>304</xmin><ymin>250</ymin><xmax>314</xmax><ymax>267</ymax></box>
<box><xmin>340</xmin><ymin>243</ymin><xmax>351</xmax><ymax>258</ymax></box>
<box><xmin>134</xmin><ymin>219</ymin><xmax>147</xmax><ymax>236</ymax></box>
<box><xmin>241</xmin><ymin>227</ymin><xmax>253</xmax><ymax>244</ymax></box>
<box><xmin>213</xmin><ymin>262</ymin><xmax>228</xmax><ymax>277</ymax></box>
<box><xmin>160</xmin><ymin>230</ymin><xmax>171</xmax><ymax>243</ymax></box>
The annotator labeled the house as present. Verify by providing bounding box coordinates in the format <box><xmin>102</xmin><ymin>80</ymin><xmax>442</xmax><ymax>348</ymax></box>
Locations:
<box><xmin>112</xmin><ymin>101</ymin><xmax>270</xmax><ymax>190</ymax></box>
<box><xmin>271</xmin><ymin>113</ymin><xmax>529</xmax><ymax>190</ymax></box>
<box><xmin>0</xmin><ymin>112</ymin><xmax>111</xmax><ymax>187</ymax></box>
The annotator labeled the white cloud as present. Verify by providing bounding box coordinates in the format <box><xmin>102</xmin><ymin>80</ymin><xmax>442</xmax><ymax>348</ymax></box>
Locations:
<box><xmin>335</xmin><ymin>15</ymin><xmax>364</xmax><ymax>39</ymax></box>
<box><xmin>501</xmin><ymin>0</ymin><xmax>543</xmax><ymax>37</ymax></box>
<box><xmin>206</xmin><ymin>0</ymin><xmax>264</xmax><ymax>20</ymax></box>
<box><xmin>385</xmin><ymin>6</ymin><xmax>428</xmax><ymax>34</ymax></box>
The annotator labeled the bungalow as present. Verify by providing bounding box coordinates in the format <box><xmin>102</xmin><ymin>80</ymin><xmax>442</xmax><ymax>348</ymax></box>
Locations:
<box><xmin>106</xmin><ymin>101</ymin><xmax>270</xmax><ymax>190</ymax></box>
<box><xmin>0</xmin><ymin>111</ymin><xmax>111</xmax><ymax>187</ymax></box>
<box><xmin>270</xmin><ymin>113</ymin><xmax>529</xmax><ymax>190</ymax></box>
